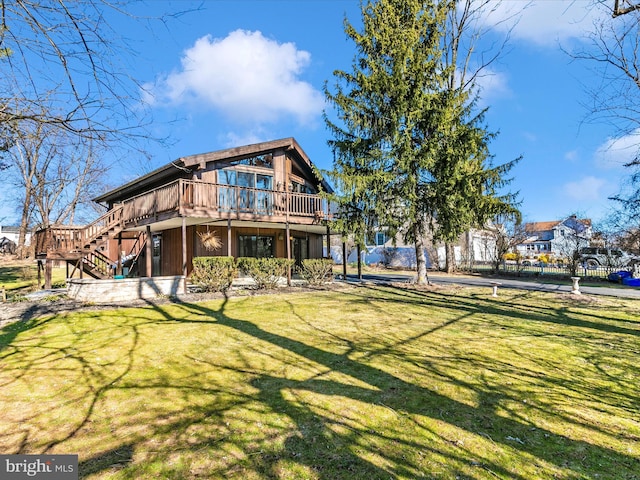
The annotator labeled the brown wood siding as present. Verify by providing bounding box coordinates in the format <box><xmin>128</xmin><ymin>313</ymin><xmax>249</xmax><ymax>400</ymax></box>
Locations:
<box><xmin>150</xmin><ymin>226</ymin><xmax>325</xmax><ymax>277</ymax></box>
<box><xmin>160</xmin><ymin>226</ymin><xmax>195</xmax><ymax>276</ymax></box>
<box><xmin>309</xmin><ymin>234</ymin><xmax>324</xmax><ymax>259</ymax></box>
<box><xmin>193</xmin><ymin>225</ymin><xmax>228</xmax><ymax>258</ymax></box>
<box><xmin>102</xmin><ymin>236</ymin><xmax>142</xmax><ymax>264</ymax></box>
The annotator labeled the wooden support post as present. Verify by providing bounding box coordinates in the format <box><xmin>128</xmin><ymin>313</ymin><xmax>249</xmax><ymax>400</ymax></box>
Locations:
<box><xmin>286</xmin><ymin>222</ymin><xmax>291</xmax><ymax>286</ymax></box>
<box><xmin>37</xmin><ymin>260</ymin><xmax>42</xmax><ymax>288</ymax></box>
<box><xmin>45</xmin><ymin>260</ymin><xmax>52</xmax><ymax>290</ymax></box>
<box><xmin>227</xmin><ymin>218</ymin><xmax>232</xmax><ymax>257</ymax></box>
<box><xmin>357</xmin><ymin>244</ymin><xmax>362</xmax><ymax>280</ymax></box>
<box><xmin>117</xmin><ymin>231</ymin><xmax>123</xmax><ymax>276</ymax></box>
<box><xmin>182</xmin><ymin>216</ymin><xmax>188</xmax><ymax>294</ymax></box>
<box><xmin>326</xmin><ymin>225</ymin><xmax>331</xmax><ymax>259</ymax></box>
<box><xmin>146</xmin><ymin>225</ymin><xmax>153</xmax><ymax>277</ymax></box>
<box><xmin>342</xmin><ymin>242</ymin><xmax>347</xmax><ymax>279</ymax></box>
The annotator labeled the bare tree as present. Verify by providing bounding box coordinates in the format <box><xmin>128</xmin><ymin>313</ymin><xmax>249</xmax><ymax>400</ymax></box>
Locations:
<box><xmin>6</xmin><ymin>118</ymin><xmax>107</xmax><ymax>253</ymax></box>
<box><xmin>0</xmin><ymin>1</ymin><xmax>195</xmax><ymax>248</ymax></box>
<box><xmin>554</xmin><ymin>216</ymin><xmax>592</xmax><ymax>277</ymax></box>
<box><xmin>0</xmin><ymin>1</ymin><xmax>161</xmax><ymax>145</ymax></box>
<box><xmin>596</xmin><ymin>209</ymin><xmax>640</xmax><ymax>253</ymax></box>
<box><xmin>613</xmin><ymin>0</ymin><xmax>640</xmax><ymax>17</ymax></box>
<box><xmin>571</xmin><ymin>2</ymin><xmax>640</xmax><ymax>220</ymax></box>
<box><xmin>573</xmin><ymin>3</ymin><xmax>640</xmax><ymax>138</ymax></box>
<box><xmin>483</xmin><ymin>214</ymin><xmax>527</xmax><ymax>273</ymax></box>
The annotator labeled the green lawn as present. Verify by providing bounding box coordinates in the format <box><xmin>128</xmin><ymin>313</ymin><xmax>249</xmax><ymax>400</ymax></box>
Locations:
<box><xmin>1</xmin><ymin>284</ymin><xmax>639</xmax><ymax>479</ymax></box>
<box><xmin>0</xmin><ymin>263</ymin><xmax>67</xmax><ymax>296</ymax></box>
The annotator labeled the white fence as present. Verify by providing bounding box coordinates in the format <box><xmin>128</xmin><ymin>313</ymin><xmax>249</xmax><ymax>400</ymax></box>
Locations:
<box><xmin>472</xmin><ymin>262</ymin><xmax>639</xmax><ymax>279</ymax></box>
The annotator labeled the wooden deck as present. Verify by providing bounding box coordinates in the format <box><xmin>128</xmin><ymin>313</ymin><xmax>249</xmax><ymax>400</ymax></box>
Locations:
<box><xmin>121</xmin><ymin>179</ymin><xmax>330</xmax><ymax>227</ymax></box>
<box><xmin>34</xmin><ymin>179</ymin><xmax>332</xmax><ymax>258</ymax></box>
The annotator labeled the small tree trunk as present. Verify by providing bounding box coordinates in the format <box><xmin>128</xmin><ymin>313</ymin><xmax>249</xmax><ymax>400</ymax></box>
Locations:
<box><xmin>445</xmin><ymin>242</ymin><xmax>456</xmax><ymax>274</ymax></box>
<box><xmin>415</xmin><ymin>237</ymin><xmax>429</xmax><ymax>284</ymax></box>
<box><xmin>17</xmin><ymin>189</ymin><xmax>32</xmax><ymax>259</ymax></box>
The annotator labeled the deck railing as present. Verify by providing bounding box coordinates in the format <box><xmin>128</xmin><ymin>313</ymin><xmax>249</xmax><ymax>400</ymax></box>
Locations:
<box><xmin>33</xmin><ymin>225</ymin><xmax>84</xmax><ymax>256</ymax></box>
<box><xmin>34</xmin><ymin>179</ymin><xmax>331</xmax><ymax>257</ymax></box>
<box><xmin>121</xmin><ymin>179</ymin><xmax>329</xmax><ymax>222</ymax></box>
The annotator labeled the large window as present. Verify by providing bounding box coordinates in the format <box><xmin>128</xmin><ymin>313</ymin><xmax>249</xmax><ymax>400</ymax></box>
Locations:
<box><xmin>218</xmin><ymin>169</ymin><xmax>273</xmax><ymax>213</ymax></box>
<box><xmin>238</xmin><ymin>235</ymin><xmax>275</xmax><ymax>258</ymax></box>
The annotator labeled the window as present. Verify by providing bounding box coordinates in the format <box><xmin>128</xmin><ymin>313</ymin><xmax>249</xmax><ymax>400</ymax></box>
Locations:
<box><xmin>223</xmin><ymin>154</ymin><xmax>273</xmax><ymax>169</ymax></box>
<box><xmin>218</xmin><ymin>169</ymin><xmax>272</xmax><ymax>189</ymax></box>
<box><xmin>238</xmin><ymin>235</ymin><xmax>275</xmax><ymax>258</ymax></box>
<box><xmin>218</xmin><ymin>169</ymin><xmax>273</xmax><ymax>213</ymax></box>
<box><xmin>291</xmin><ymin>181</ymin><xmax>314</xmax><ymax>194</ymax></box>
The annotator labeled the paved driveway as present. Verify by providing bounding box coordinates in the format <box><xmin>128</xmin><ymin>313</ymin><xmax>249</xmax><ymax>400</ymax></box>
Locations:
<box><xmin>344</xmin><ymin>272</ymin><xmax>640</xmax><ymax>300</ymax></box>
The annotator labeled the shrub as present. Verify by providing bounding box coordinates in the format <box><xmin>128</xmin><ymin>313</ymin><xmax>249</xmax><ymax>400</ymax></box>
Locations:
<box><xmin>503</xmin><ymin>252</ymin><xmax>520</xmax><ymax>261</ymax></box>
<box><xmin>538</xmin><ymin>254</ymin><xmax>555</xmax><ymax>265</ymax></box>
<box><xmin>191</xmin><ymin>256</ymin><xmax>237</xmax><ymax>292</ymax></box>
<box><xmin>237</xmin><ymin>257</ymin><xmax>295</xmax><ymax>289</ymax></box>
<box><xmin>299</xmin><ymin>259</ymin><xmax>334</xmax><ymax>285</ymax></box>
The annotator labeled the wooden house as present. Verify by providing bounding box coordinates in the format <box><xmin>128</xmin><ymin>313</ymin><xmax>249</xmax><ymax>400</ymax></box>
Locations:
<box><xmin>33</xmin><ymin>138</ymin><xmax>334</xmax><ymax>290</ymax></box>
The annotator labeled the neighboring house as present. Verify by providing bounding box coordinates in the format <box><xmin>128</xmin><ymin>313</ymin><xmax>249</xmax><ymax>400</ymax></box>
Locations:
<box><xmin>33</xmin><ymin>138</ymin><xmax>334</xmax><ymax>288</ymax></box>
<box><xmin>341</xmin><ymin>226</ymin><xmax>493</xmax><ymax>270</ymax></box>
<box><xmin>516</xmin><ymin>216</ymin><xmax>592</xmax><ymax>258</ymax></box>
<box><xmin>0</xmin><ymin>225</ymin><xmax>31</xmax><ymax>247</ymax></box>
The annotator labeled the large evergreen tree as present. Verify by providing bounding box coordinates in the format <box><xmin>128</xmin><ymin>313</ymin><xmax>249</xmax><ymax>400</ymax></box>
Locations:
<box><xmin>325</xmin><ymin>0</ymin><xmax>520</xmax><ymax>281</ymax></box>
<box><xmin>326</xmin><ymin>0</ymin><xmax>446</xmax><ymax>283</ymax></box>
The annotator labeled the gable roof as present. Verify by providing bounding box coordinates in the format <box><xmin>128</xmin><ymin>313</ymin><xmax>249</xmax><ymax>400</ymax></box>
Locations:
<box><xmin>525</xmin><ymin>217</ymin><xmax>591</xmax><ymax>234</ymax></box>
<box><xmin>94</xmin><ymin>137</ymin><xmax>333</xmax><ymax>204</ymax></box>
<box><xmin>525</xmin><ymin>221</ymin><xmax>560</xmax><ymax>233</ymax></box>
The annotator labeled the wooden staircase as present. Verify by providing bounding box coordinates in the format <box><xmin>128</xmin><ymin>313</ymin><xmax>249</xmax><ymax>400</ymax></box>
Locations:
<box><xmin>34</xmin><ymin>204</ymin><xmax>144</xmax><ymax>280</ymax></box>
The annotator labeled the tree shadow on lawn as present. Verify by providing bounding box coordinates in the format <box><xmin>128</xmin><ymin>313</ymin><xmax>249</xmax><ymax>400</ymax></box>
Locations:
<box><xmin>173</xmin><ymin>294</ymin><xmax>639</xmax><ymax>479</ymax></box>
<box><xmin>1</xmin><ymin>289</ymin><xmax>638</xmax><ymax>478</ymax></box>
<box><xmin>347</xmin><ymin>285</ymin><xmax>640</xmax><ymax>418</ymax></box>
<box><xmin>364</xmin><ymin>283</ymin><xmax>640</xmax><ymax>338</ymax></box>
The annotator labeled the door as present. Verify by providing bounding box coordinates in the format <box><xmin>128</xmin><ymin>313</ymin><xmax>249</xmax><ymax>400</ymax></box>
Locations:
<box><xmin>293</xmin><ymin>236</ymin><xmax>309</xmax><ymax>267</ymax></box>
<box><xmin>152</xmin><ymin>234</ymin><xmax>162</xmax><ymax>276</ymax></box>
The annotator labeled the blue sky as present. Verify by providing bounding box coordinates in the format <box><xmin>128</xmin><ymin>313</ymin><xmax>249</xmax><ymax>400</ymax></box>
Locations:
<box><xmin>2</xmin><ymin>0</ymin><xmax>636</xmax><ymax>227</ymax></box>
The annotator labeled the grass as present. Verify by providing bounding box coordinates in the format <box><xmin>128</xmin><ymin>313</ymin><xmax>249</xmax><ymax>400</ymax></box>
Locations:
<box><xmin>1</xmin><ymin>284</ymin><xmax>639</xmax><ymax>479</ymax></box>
<box><xmin>0</xmin><ymin>262</ymin><xmax>67</xmax><ymax>297</ymax></box>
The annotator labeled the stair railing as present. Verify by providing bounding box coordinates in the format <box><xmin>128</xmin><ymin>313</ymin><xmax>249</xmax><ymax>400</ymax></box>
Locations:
<box><xmin>78</xmin><ymin>204</ymin><xmax>125</xmax><ymax>250</ymax></box>
<box><xmin>83</xmin><ymin>249</ymin><xmax>114</xmax><ymax>278</ymax></box>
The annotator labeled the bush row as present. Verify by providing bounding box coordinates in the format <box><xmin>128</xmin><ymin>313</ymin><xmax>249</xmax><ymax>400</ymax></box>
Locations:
<box><xmin>191</xmin><ymin>257</ymin><xmax>334</xmax><ymax>292</ymax></box>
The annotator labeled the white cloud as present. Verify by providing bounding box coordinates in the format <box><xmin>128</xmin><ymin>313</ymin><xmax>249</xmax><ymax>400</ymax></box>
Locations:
<box><xmin>475</xmin><ymin>69</ymin><xmax>511</xmax><ymax>101</ymax></box>
<box><xmin>564</xmin><ymin>150</ymin><xmax>578</xmax><ymax>162</ymax></box>
<box><xmin>483</xmin><ymin>0</ymin><xmax>606</xmax><ymax>47</ymax></box>
<box><xmin>145</xmin><ymin>30</ymin><xmax>325</xmax><ymax>125</ymax></box>
<box><xmin>220</xmin><ymin>130</ymin><xmax>268</xmax><ymax>149</ymax></box>
<box><xmin>594</xmin><ymin>130</ymin><xmax>640</xmax><ymax>170</ymax></box>
<box><xmin>563</xmin><ymin>176</ymin><xmax>607</xmax><ymax>201</ymax></box>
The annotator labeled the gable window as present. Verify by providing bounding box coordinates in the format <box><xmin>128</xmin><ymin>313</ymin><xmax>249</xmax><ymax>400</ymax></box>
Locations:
<box><xmin>291</xmin><ymin>181</ymin><xmax>314</xmax><ymax>194</ymax></box>
<box><xmin>238</xmin><ymin>235</ymin><xmax>274</xmax><ymax>258</ymax></box>
<box><xmin>222</xmin><ymin>154</ymin><xmax>273</xmax><ymax>169</ymax></box>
